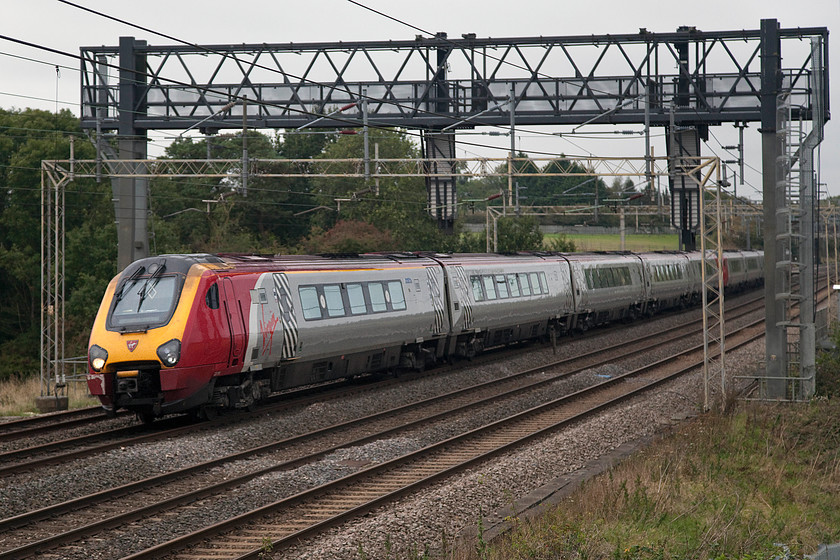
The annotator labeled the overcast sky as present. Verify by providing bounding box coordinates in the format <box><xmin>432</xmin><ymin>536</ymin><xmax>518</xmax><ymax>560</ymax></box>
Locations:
<box><xmin>1</xmin><ymin>0</ymin><xmax>837</xmax><ymax>199</ymax></box>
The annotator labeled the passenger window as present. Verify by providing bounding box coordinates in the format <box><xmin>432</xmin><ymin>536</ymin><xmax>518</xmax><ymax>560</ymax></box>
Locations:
<box><xmin>299</xmin><ymin>286</ymin><xmax>322</xmax><ymax>320</ymax></box>
<box><xmin>519</xmin><ymin>273</ymin><xmax>532</xmax><ymax>296</ymax></box>
<box><xmin>507</xmin><ymin>274</ymin><xmax>521</xmax><ymax>297</ymax></box>
<box><xmin>483</xmin><ymin>276</ymin><xmax>497</xmax><ymax>300</ymax></box>
<box><xmin>529</xmin><ymin>272</ymin><xmax>541</xmax><ymax>294</ymax></box>
<box><xmin>368</xmin><ymin>283</ymin><xmax>388</xmax><ymax>312</ymax></box>
<box><xmin>347</xmin><ymin>283</ymin><xmax>367</xmax><ymax>315</ymax></box>
<box><xmin>205</xmin><ymin>283</ymin><xmax>220</xmax><ymax>309</ymax></box>
<box><xmin>496</xmin><ymin>275</ymin><xmax>509</xmax><ymax>298</ymax></box>
<box><xmin>388</xmin><ymin>281</ymin><xmax>406</xmax><ymax>310</ymax></box>
<box><xmin>471</xmin><ymin>276</ymin><xmax>484</xmax><ymax>301</ymax></box>
<box><xmin>323</xmin><ymin>285</ymin><xmax>345</xmax><ymax>317</ymax></box>
<box><xmin>540</xmin><ymin>272</ymin><xmax>548</xmax><ymax>293</ymax></box>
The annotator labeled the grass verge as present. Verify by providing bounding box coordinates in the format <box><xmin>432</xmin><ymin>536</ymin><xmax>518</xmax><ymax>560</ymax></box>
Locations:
<box><xmin>474</xmin><ymin>400</ymin><xmax>840</xmax><ymax>559</ymax></box>
<box><xmin>546</xmin><ymin>233</ymin><xmax>680</xmax><ymax>252</ymax></box>
<box><xmin>0</xmin><ymin>374</ymin><xmax>98</xmax><ymax>416</ymax></box>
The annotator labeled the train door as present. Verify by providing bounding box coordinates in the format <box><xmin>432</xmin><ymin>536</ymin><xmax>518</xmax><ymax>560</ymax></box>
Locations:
<box><xmin>426</xmin><ymin>267</ymin><xmax>447</xmax><ymax>335</ymax></box>
<box><xmin>272</xmin><ymin>273</ymin><xmax>299</xmax><ymax>359</ymax></box>
<box><xmin>222</xmin><ymin>278</ymin><xmax>246</xmax><ymax>367</ymax></box>
<box><xmin>447</xmin><ymin>265</ymin><xmax>474</xmax><ymax>331</ymax></box>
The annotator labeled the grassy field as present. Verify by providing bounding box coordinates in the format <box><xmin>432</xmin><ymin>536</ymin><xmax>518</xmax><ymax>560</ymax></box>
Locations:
<box><xmin>465</xmin><ymin>399</ymin><xmax>840</xmax><ymax>559</ymax></box>
<box><xmin>0</xmin><ymin>375</ymin><xmax>98</xmax><ymax>416</ymax></box>
<box><xmin>547</xmin><ymin>233</ymin><xmax>680</xmax><ymax>252</ymax></box>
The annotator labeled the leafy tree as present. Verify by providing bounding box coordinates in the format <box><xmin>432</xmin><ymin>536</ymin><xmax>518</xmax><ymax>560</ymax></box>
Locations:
<box><xmin>302</xmin><ymin>219</ymin><xmax>396</xmax><ymax>253</ymax></box>
<box><xmin>0</xmin><ymin>108</ymin><xmax>112</xmax><ymax>378</ymax></box>
<box><xmin>307</xmin><ymin>129</ymin><xmax>461</xmax><ymax>252</ymax></box>
<box><xmin>151</xmin><ymin>131</ymin><xmax>322</xmax><ymax>253</ymax></box>
<box><xmin>495</xmin><ymin>216</ymin><xmax>543</xmax><ymax>252</ymax></box>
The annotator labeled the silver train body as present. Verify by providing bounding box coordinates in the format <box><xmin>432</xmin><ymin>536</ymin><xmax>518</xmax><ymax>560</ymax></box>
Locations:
<box><xmin>247</xmin><ymin>250</ymin><xmax>763</xmax><ymax>391</ymax></box>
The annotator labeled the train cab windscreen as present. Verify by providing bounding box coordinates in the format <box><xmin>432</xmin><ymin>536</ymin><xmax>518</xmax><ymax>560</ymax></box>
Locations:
<box><xmin>107</xmin><ymin>274</ymin><xmax>181</xmax><ymax>332</ymax></box>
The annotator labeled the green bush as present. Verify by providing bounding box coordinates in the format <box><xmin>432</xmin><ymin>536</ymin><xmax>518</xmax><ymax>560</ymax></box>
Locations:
<box><xmin>816</xmin><ymin>326</ymin><xmax>840</xmax><ymax>397</ymax></box>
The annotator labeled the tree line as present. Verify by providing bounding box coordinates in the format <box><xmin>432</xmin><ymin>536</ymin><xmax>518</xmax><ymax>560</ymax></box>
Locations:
<box><xmin>0</xmin><ymin>108</ymin><xmax>582</xmax><ymax>380</ymax></box>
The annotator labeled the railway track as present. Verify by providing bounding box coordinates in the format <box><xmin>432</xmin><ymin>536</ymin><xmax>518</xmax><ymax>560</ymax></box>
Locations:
<box><xmin>0</xmin><ymin>286</ymin><xmax>766</xmax><ymax>445</ymax></box>
<box><xmin>0</xmin><ymin>293</ymin><xmax>767</xmax><ymax>559</ymax></box>
<box><xmin>0</xmin><ymin>292</ymin><xmax>764</xmax><ymax>479</ymax></box>
<box><xmin>0</xmin><ymin>406</ymin><xmax>130</xmax><ymax>444</ymax></box>
<box><xmin>0</xmin><ymin>369</ymin><xmax>452</xmax><ymax>476</ymax></box>
<box><xmin>127</xmin><ymin>310</ymin><xmax>769</xmax><ymax>560</ymax></box>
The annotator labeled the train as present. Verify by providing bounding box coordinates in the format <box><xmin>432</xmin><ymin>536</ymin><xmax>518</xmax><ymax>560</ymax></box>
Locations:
<box><xmin>86</xmin><ymin>250</ymin><xmax>764</xmax><ymax>422</ymax></box>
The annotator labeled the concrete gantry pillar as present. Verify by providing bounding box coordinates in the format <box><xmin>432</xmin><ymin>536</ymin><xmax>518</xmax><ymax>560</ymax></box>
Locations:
<box><xmin>114</xmin><ymin>37</ymin><xmax>149</xmax><ymax>271</ymax></box>
<box><xmin>760</xmin><ymin>19</ymin><xmax>788</xmax><ymax>398</ymax></box>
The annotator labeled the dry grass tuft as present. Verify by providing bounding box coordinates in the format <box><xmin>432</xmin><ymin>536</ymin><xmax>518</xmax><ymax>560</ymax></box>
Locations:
<box><xmin>0</xmin><ymin>374</ymin><xmax>98</xmax><ymax>417</ymax></box>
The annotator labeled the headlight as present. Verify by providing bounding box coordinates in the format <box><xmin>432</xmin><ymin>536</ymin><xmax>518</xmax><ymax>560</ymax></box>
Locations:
<box><xmin>89</xmin><ymin>345</ymin><xmax>108</xmax><ymax>372</ymax></box>
<box><xmin>156</xmin><ymin>339</ymin><xmax>181</xmax><ymax>367</ymax></box>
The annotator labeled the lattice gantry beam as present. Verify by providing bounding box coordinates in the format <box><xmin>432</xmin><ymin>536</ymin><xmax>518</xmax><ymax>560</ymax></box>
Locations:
<box><xmin>42</xmin><ymin>155</ymin><xmax>693</xmax><ymax>180</ymax></box>
<box><xmin>79</xmin><ymin>27</ymin><xmax>828</xmax><ymax>132</ymax></box>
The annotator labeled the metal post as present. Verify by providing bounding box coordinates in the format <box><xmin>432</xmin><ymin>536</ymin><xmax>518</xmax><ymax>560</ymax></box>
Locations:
<box><xmin>834</xmin><ymin>210</ymin><xmax>838</xmax><ymax>285</ymax></box>
<box><xmin>738</xmin><ymin>123</ymin><xmax>745</xmax><ymax>189</ymax></box>
<box><xmin>493</xmin><ymin>213</ymin><xmax>499</xmax><ymax>252</ymax></box>
<box><xmin>95</xmin><ymin>55</ymin><xmax>107</xmax><ymax>184</ymax></box>
<box><xmin>515</xmin><ymin>181</ymin><xmax>520</xmax><ymax>216</ymax></box>
<box><xmin>486</xmin><ymin>207</ymin><xmax>491</xmax><ymax>253</ymax></box>
<box><xmin>241</xmin><ymin>95</ymin><xmax>248</xmax><ymax>197</ymax></box>
<box><xmin>669</xmin><ymin>104</ymin><xmax>679</xmax><ymax>250</ymax></box>
<box><xmin>57</xmin><ymin>167</ymin><xmax>65</xmax><ymax>394</ymax></box>
<box><xmin>620</xmin><ymin>207</ymin><xmax>626</xmax><ymax>251</ymax></box>
<box><xmin>508</xmin><ymin>82</ymin><xmax>515</xmax><ymax>211</ymax></box>
<box><xmin>374</xmin><ymin>142</ymin><xmax>380</xmax><ymax>195</ymax></box>
<box><xmin>829</xmin><ymin>216</ymin><xmax>834</xmax><ymax>325</ymax></box>
<box><xmin>797</xmin><ymin>34</ymin><xmax>825</xmax><ymax>399</ymax></box>
<box><xmin>644</xmin><ymin>80</ymin><xmax>652</xmax><ymax>199</ymax></box>
<box><xmin>40</xmin><ymin>167</ymin><xmax>47</xmax><ymax>397</ymax></box>
<box><xmin>363</xmin><ymin>88</ymin><xmax>370</xmax><ymax>183</ymax></box>
<box><xmin>115</xmin><ymin>37</ymin><xmax>149</xmax><ymax>271</ymax></box>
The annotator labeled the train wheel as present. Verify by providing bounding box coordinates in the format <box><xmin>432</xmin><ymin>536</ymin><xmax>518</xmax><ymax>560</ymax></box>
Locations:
<box><xmin>193</xmin><ymin>405</ymin><xmax>218</xmax><ymax>422</ymax></box>
<box><xmin>136</xmin><ymin>410</ymin><xmax>155</xmax><ymax>425</ymax></box>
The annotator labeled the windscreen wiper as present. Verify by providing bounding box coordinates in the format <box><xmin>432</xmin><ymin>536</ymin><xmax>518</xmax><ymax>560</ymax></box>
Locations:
<box><xmin>136</xmin><ymin>259</ymin><xmax>167</xmax><ymax>312</ymax></box>
<box><xmin>114</xmin><ymin>266</ymin><xmax>146</xmax><ymax>304</ymax></box>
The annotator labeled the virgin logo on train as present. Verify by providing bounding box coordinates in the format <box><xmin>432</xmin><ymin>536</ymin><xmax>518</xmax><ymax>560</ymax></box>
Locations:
<box><xmin>126</xmin><ymin>340</ymin><xmax>139</xmax><ymax>352</ymax></box>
